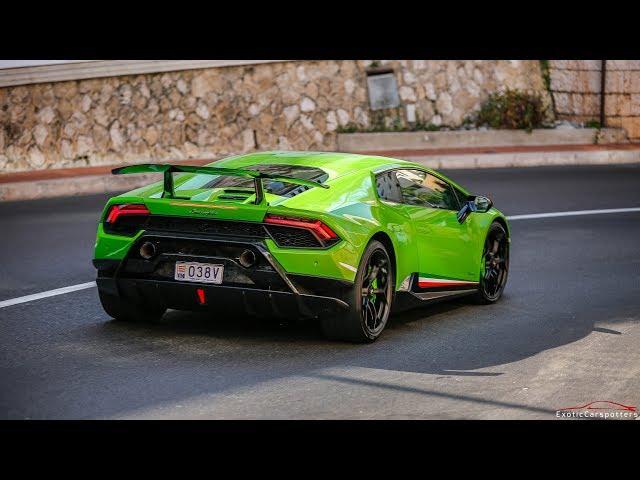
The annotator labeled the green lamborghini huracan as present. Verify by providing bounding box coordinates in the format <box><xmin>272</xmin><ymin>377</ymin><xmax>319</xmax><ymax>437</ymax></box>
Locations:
<box><xmin>94</xmin><ymin>151</ymin><xmax>510</xmax><ymax>342</ymax></box>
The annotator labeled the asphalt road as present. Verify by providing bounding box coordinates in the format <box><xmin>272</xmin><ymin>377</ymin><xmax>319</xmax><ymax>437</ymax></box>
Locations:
<box><xmin>1</xmin><ymin>164</ymin><xmax>639</xmax><ymax>419</ymax></box>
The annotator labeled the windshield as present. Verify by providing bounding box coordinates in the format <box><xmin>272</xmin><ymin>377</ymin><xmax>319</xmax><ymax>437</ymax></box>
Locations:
<box><xmin>174</xmin><ymin>164</ymin><xmax>329</xmax><ymax>198</ymax></box>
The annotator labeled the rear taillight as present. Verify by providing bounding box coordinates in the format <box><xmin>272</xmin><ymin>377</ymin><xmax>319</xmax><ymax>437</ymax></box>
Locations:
<box><xmin>264</xmin><ymin>214</ymin><xmax>339</xmax><ymax>248</ymax></box>
<box><xmin>106</xmin><ymin>204</ymin><xmax>150</xmax><ymax>223</ymax></box>
<box><xmin>104</xmin><ymin>204</ymin><xmax>150</xmax><ymax>235</ymax></box>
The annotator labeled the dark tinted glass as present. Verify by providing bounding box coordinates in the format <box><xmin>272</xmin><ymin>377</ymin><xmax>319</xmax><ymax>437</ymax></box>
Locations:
<box><xmin>395</xmin><ymin>169</ymin><xmax>460</xmax><ymax>210</ymax></box>
<box><xmin>376</xmin><ymin>171</ymin><xmax>403</xmax><ymax>203</ymax></box>
<box><xmin>451</xmin><ymin>186</ymin><xmax>467</xmax><ymax>208</ymax></box>
<box><xmin>202</xmin><ymin>164</ymin><xmax>328</xmax><ymax>197</ymax></box>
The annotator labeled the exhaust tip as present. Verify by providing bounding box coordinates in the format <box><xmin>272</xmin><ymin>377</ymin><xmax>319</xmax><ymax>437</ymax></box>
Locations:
<box><xmin>238</xmin><ymin>249</ymin><xmax>256</xmax><ymax>268</ymax></box>
<box><xmin>139</xmin><ymin>241</ymin><xmax>157</xmax><ymax>260</ymax></box>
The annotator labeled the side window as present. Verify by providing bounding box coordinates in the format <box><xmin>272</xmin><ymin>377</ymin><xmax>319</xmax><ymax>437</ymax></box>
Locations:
<box><xmin>395</xmin><ymin>169</ymin><xmax>460</xmax><ymax>210</ymax></box>
<box><xmin>375</xmin><ymin>171</ymin><xmax>402</xmax><ymax>203</ymax></box>
<box><xmin>451</xmin><ymin>186</ymin><xmax>468</xmax><ymax>209</ymax></box>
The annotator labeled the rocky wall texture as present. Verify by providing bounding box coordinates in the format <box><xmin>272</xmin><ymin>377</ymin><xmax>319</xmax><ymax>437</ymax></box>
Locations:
<box><xmin>549</xmin><ymin>60</ymin><xmax>640</xmax><ymax>139</ymax></box>
<box><xmin>0</xmin><ymin>60</ymin><xmax>549</xmax><ymax>173</ymax></box>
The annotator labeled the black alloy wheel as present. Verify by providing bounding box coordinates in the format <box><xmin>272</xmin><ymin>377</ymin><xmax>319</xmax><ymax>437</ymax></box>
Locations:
<box><xmin>321</xmin><ymin>240</ymin><xmax>394</xmax><ymax>342</ymax></box>
<box><xmin>476</xmin><ymin>222</ymin><xmax>509</xmax><ymax>303</ymax></box>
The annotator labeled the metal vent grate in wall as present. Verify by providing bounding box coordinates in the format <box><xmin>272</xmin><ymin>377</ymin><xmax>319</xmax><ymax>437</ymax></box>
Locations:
<box><xmin>367</xmin><ymin>72</ymin><xmax>400</xmax><ymax>110</ymax></box>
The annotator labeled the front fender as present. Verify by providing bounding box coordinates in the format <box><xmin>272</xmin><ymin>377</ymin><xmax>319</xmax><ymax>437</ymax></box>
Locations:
<box><xmin>465</xmin><ymin>208</ymin><xmax>510</xmax><ymax>273</ymax></box>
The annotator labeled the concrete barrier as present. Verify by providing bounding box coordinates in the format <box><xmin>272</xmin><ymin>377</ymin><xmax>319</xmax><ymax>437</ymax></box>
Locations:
<box><xmin>404</xmin><ymin>149</ymin><xmax>640</xmax><ymax>170</ymax></box>
<box><xmin>0</xmin><ymin>174</ymin><xmax>158</xmax><ymax>202</ymax></box>
<box><xmin>337</xmin><ymin>128</ymin><xmax>629</xmax><ymax>152</ymax></box>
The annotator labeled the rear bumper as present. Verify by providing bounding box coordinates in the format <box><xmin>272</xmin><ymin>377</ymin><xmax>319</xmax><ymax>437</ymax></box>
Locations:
<box><xmin>93</xmin><ymin>233</ymin><xmax>353</xmax><ymax>317</ymax></box>
<box><xmin>96</xmin><ymin>276</ymin><xmax>349</xmax><ymax>318</ymax></box>
<box><xmin>94</xmin><ymin>231</ymin><xmax>355</xmax><ymax>319</ymax></box>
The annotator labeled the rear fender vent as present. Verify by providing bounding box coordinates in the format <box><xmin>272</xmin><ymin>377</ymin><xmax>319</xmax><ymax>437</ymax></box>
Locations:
<box><xmin>264</xmin><ymin>225</ymin><xmax>341</xmax><ymax>249</ymax></box>
<box><xmin>263</xmin><ymin>214</ymin><xmax>340</xmax><ymax>249</ymax></box>
<box><xmin>265</xmin><ymin>225</ymin><xmax>322</xmax><ymax>248</ymax></box>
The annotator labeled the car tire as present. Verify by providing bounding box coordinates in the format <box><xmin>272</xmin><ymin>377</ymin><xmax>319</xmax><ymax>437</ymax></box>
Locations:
<box><xmin>321</xmin><ymin>240</ymin><xmax>394</xmax><ymax>343</ymax></box>
<box><xmin>98</xmin><ymin>289</ymin><xmax>166</xmax><ymax>323</ymax></box>
<box><xmin>472</xmin><ymin>221</ymin><xmax>509</xmax><ymax>304</ymax></box>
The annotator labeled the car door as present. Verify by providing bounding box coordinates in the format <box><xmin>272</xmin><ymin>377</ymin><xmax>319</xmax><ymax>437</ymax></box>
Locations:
<box><xmin>388</xmin><ymin>168</ymin><xmax>478</xmax><ymax>283</ymax></box>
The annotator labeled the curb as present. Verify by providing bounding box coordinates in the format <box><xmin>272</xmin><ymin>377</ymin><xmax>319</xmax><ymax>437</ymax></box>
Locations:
<box><xmin>396</xmin><ymin>148</ymin><xmax>640</xmax><ymax>170</ymax></box>
<box><xmin>0</xmin><ymin>157</ymin><xmax>213</xmax><ymax>202</ymax></box>
<box><xmin>337</xmin><ymin>128</ymin><xmax>629</xmax><ymax>151</ymax></box>
<box><xmin>0</xmin><ymin>174</ymin><xmax>158</xmax><ymax>202</ymax></box>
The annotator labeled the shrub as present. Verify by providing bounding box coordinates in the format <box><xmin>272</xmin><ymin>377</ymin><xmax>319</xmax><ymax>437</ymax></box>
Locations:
<box><xmin>336</xmin><ymin>116</ymin><xmax>445</xmax><ymax>134</ymax></box>
<box><xmin>474</xmin><ymin>89</ymin><xmax>546</xmax><ymax>131</ymax></box>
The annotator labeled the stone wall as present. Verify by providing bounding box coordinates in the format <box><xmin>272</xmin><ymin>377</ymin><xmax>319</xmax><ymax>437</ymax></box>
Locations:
<box><xmin>549</xmin><ymin>60</ymin><xmax>640</xmax><ymax>139</ymax></box>
<box><xmin>0</xmin><ymin>60</ymin><xmax>549</xmax><ymax>173</ymax></box>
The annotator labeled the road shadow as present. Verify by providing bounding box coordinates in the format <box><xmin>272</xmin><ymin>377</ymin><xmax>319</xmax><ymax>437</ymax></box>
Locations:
<box><xmin>101</xmin><ymin>295</ymin><xmax>471</xmax><ymax>344</ymax></box>
<box><xmin>98</xmin><ymin>295</ymin><xmax>472</xmax><ymax>345</ymax></box>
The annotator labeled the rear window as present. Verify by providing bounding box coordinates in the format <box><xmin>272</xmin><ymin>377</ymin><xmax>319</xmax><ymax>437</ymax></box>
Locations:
<box><xmin>376</xmin><ymin>171</ymin><xmax>402</xmax><ymax>203</ymax></box>
<box><xmin>175</xmin><ymin>164</ymin><xmax>329</xmax><ymax>198</ymax></box>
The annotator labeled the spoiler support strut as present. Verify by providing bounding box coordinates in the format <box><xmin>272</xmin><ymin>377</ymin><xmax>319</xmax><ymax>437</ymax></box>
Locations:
<box><xmin>162</xmin><ymin>169</ymin><xmax>175</xmax><ymax>199</ymax></box>
<box><xmin>254</xmin><ymin>177</ymin><xmax>264</xmax><ymax>205</ymax></box>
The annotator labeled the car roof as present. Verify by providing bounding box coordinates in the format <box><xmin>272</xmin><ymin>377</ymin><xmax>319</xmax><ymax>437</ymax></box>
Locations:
<box><xmin>205</xmin><ymin>150</ymin><xmax>470</xmax><ymax>195</ymax></box>
<box><xmin>209</xmin><ymin>151</ymin><xmax>413</xmax><ymax>179</ymax></box>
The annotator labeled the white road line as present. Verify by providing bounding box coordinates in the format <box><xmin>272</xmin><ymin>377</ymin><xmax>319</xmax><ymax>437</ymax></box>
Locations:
<box><xmin>1</xmin><ymin>207</ymin><xmax>639</xmax><ymax>309</ymax></box>
<box><xmin>0</xmin><ymin>281</ymin><xmax>96</xmax><ymax>309</ymax></box>
<box><xmin>507</xmin><ymin>207</ymin><xmax>640</xmax><ymax>221</ymax></box>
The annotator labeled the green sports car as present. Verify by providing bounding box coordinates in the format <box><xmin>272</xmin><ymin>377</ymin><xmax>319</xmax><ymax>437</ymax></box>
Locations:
<box><xmin>93</xmin><ymin>151</ymin><xmax>510</xmax><ymax>342</ymax></box>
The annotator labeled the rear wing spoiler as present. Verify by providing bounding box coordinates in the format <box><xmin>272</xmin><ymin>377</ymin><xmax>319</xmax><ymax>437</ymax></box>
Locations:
<box><xmin>112</xmin><ymin>163</ymin><xmax>328</xmax><ymax>204</ymax></box>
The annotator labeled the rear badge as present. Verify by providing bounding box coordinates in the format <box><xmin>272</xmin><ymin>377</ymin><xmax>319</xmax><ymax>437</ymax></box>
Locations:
<box><xmin>189</xmin><ymin>208</ymin><xmax>218</xmax><ymax>216</ymax></box>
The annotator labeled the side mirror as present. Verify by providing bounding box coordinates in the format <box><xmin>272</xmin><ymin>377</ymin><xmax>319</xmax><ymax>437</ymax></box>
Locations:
<box><xmin>457</xmin><ymin>195</ymin><xmax>493</xmax><ymax>224</ymax></box>
<box><xmin>474</xmin><ymin>195</ymin><xmax>493</xmax><ymax>213</ymax></box>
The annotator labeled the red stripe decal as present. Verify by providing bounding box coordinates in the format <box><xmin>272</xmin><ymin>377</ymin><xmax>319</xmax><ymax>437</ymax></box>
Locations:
<box><xmin>418</xmin><ymin>281</ymin><xmax>474</xmax><ymax>288</ymax></box>
<box><xmin>417</xmin><ymin>277</ymin><xmax>478</xmax><ymax>289</ymax></box>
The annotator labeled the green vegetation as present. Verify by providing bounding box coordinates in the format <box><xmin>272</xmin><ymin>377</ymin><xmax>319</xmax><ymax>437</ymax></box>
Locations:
<box><xmin>539</xmin><ymin>60</ymin><xmax>552</xmax><ymax>92</ymax></box>
<box><xmin>336</xmin><ymin>118</ymin><xmax>445</xmax><ymax>134</ymax></box>
<box><xmin>473</xmin><ymin>89</ymin><xmax>546</xmax><ymax>132</ymax></box>
<box><xmin>338</xmin><ymin>88</ymin><xmax>557</xmax><ymax>134</ymax></box>
<box><xmin>336</xmin><ymin>109</ymin><xmax>447</xmax><ymax>134</ymax></box>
